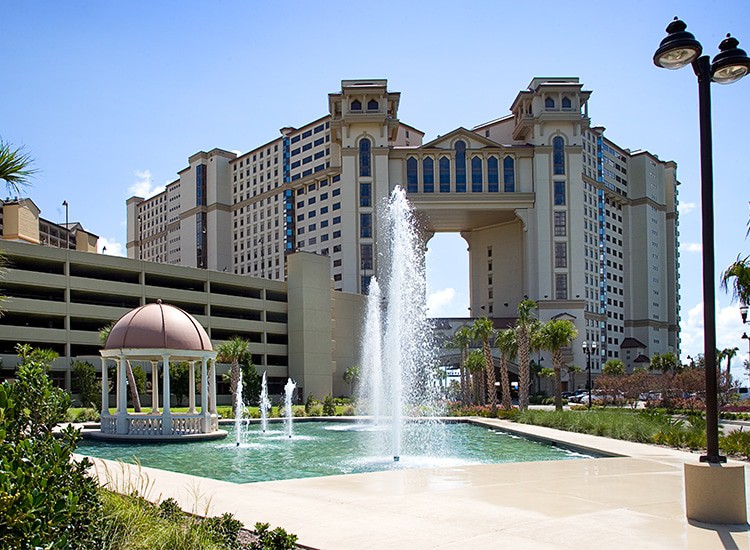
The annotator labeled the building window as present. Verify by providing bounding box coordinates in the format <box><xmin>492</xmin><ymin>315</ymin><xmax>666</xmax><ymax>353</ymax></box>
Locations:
<box><xmin>471</xmin><ymin>156</ymin><xmax>483</xmax><ymax>192</ymax></box>
<box><xmin>503</xmin><ymin>156</ymin><xmax>515</xmax><ymax>192</ymax></box>
<box><xmin>545</xmin><ymin>97</ymin><xmax>555</xmax><ymax>109</ymax></box>
<box><xmin>367</xmin><ymin>99</ymin><xmax>378</xmax><ymax>110</ymax></box>
<box><xmin>360</xmin><ymin>213</ymin><xmax>372</xmax><ymax>238</ymax></box>
<box><xmin>554</xmin><ymin>181</ymin><xmax>566</xmax><ymax>205</ymax></box>
<box><xmin>406</xmin><ymin>157</ymin><xmax>418</xmax><ymax>193</ymax></box>
<box><xmin>554</xmin><ymin>211</ymin><xmax>567</xmax><ymax>237</ymax></box>
<box><xmin>487</xmin><ymin>157</ymin><xmax>499</xmax><ymax>192</ymax></box>
<box><xmin>423</xmin><ymin>157</ymin><xmax>434</xmax><ymax>193</ymax></box>
<box><xmin>555</xmin><ymin>242</ymin><xmax>568</xmax><ymax>268</ymax></box>
<box><xmin>555</xmin><ymin>273</ymin><xmax>568</xmax><ymax>300</ymax></box>
<box><xmin>359</xmin><ymin>138</ymin><xmax>371</xmax><ymax>177</ymax></box>
<box><xmin>360</xmin><ymin>182</ymin><xmax>371</xmax><ymax>207</ymax></box>
<box><xmin>562</xmin><ymin>96</ymin><xmax>572</xmax><ymax>109</ymax></box>
<box><xmin>455</xmin><ymin>141</ymin><xmax>466</xmax><ymax>192</ymax></box>
<box><xmin>351</xmin><ymin>99</ymin><xmax>362</xmax><ymax>111</ymax></box>
<box><xmin>361</xmin><ymin>243</ymin><xmax>373</xmax><ymax>270</ymax></box>
<box><xmin>553</xmin><ymin>136</ymin><xmax>565</xmax><ymax>175</ymax></box>
<box><xmin>439</xmin><ymin>157</ymin><xmax>450</xmax><ymax>193</ymax></box>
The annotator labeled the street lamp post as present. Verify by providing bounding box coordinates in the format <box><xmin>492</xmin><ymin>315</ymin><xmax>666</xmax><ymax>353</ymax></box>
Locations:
<box><xmin>654</xmin><ymin>17</ymin><xmax>750</xmax><ymax>464</ymax></box>
<box><xmin>582</xmin><ymin>341</ymin><xmax>597</xmax><ymax>409</ymax></box>
<box><xmin>62</xmin><ymin>200</ymin><xmax>69</xmax><ymax>248</ymax></box>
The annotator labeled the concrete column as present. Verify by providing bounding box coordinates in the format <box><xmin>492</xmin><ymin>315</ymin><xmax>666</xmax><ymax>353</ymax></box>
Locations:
<box><xmin>100</xmin><ymin>357</ymin><xmax>109</xmax><ymax>417</ymax></box>
<box><xmin>116</xmin><ymin>355</ymin><xmax>128</xmax><ymax>434</ymax></box>
<box><xmin>201</xmin><ymin>357</ymin><xmax>209</xmax><ymax>431</ymax></box>
<box><xmin>188</xmin><ymin>361</ymin><xmax>196</xmax><ymax>414</ymax></box>
<box><xmin>162</xmin><ymin>354</ymin><xmax>172</xmax><ymax>435</ymax></box>
<box><xmin>151</xmin><ymin>361</ymin><xmax>159</xmax><ymax>413</ymax></box>
<box><xmin>209</xmin><ymin>360</ymin><xmax>217</xmax><ymax>414</ymax></box>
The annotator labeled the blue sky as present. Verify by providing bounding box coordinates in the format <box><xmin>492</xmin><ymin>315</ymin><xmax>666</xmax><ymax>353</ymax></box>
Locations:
<box><xmin>3</xmin><ymin>1</ymin><xmax>750</xmax><ymax>378</ymax></box>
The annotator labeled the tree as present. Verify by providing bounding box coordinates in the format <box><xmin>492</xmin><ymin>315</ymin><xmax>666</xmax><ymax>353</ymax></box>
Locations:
<box><xmin>537</xmin><ymin>319</ymin><xmax>578</xmax><ymax>411</ymax></box>
<box><xmin>71</xmin><ymin>360</ymin><xmax>99</xmax><ymax>409</ymax></box>
<box><xmin>0</xmin><ymin>138</ymin><xmax>36</xmax><ymax>196</ymax></box>
<box><xmin>495</xmin><ymin>328</ymin><xmax>517</xmax><ymax>411</ymax></box>
<box><xmin>241</xmin><ymin>356</ymin><xmax>261</xmax><ymax>406</ymax></box>
<box><xmin>515</xmin><ymin>299</ymin><xmax>539</xmax><ymax>411</ymax></box>
<box><xmin>649</xmin><ymin>352</ymin><xmax>680</xmax><ymax>373</ymax></box>
<box><xmin>721</xmin><ymin>255</ymin><xmax>750</xmax><ymax>306</ymax></box>
<box><xmin>465</xmin><ymin>349</ymin><xmax>485</xmax><ymax>405</ymax></box>
<box><xmin>217</xmin><ymin>336</ymin><xmax>251</xmax><ymax>416</ymax></box>
<box><xmin>721</xmin><ymin>347</ymin><xmax>739</xmax><ymax>386</ymax></box>
<box><xmin>99</xmin><ymin>322</ymin><xmax>142</xmax><ymax>412</ymax></box>
<box><xmin>169</xmin><ymin>362</ymin><xmax>193</xmax><ymax>406</ymax></box>
<box><xmin>566</xmin><ymin>364</ymin><xmax>583</xmax><ymax>391</ymax></box>
<box><xmin>451</xmin><ymin>326</ymin><xmax>474</xmax><ymax>404</ymax></box>
<box><xmin>343</xmin><ymin>365</ymin><xmax>361</xmax><ymax>396</ymax></box>
<box><xmin>472</xmin><ymin>317</ymin><xmax>497</xmax><ymax>410</ymax></box>
<box><xmin>602</xmin><ymin>359</ymin><xmax>626</xmax><ymax>376</ymax></box>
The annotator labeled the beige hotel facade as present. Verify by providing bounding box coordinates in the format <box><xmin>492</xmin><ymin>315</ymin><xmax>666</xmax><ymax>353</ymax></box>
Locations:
<box><xmin>126</xmin><ymin>78</ymin><xmax>680</xmax><ymax>375</ymax></box>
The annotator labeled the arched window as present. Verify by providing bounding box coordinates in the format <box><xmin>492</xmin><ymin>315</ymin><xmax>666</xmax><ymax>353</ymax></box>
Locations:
<box><xmin>455</xmin><ymin>141</ymin><xmax>466</xmax><ymax>192</ymax></box>
<box><xmin>367</xmin><ymin>99</ymin><xmax>379</xmax><ymax>110</ymax></box>
<box><xmin>351</xmin><ymin>99</ymin><xmax>362</xmax><ymax>111</ymax></box>
<box><xmin>423</xmin><ymin>157</ymin><xmax>434</xmax><ymax>193</ymax></box>
<box><xmin>553</xmin><ymin>136</ymin><xmax>565</xmax><ymax>175</ymax></box>
<box><xmin>471</xmin><ymin>156</ymin><xmax>483</xmax><ymax>192</ymax></box>
<box><xmin>487</xmin><ymin>157</ymin><xmax>499</xmax><ymax>192</ymax></box>
<box><xmin>439</xmin><ymin>157</ymin><xmax>451</xmax><ymax>192</ymax></box>
<box><xmin>503</xmin><ymin>156</ymin><xmax>515</xmax><ymax>192</ymax></box>
<box><xmin>359</xmin><ymin>138</ymin><xmax>371</xmax><ymax>177</ymax></box>
<box><xmin>545</xmin><ymin>97</ymin><xmax>555</xmax><ymax>109</ymax></box>
<box><xmin>406</xmin><ymin>157</ymin><xmax>418</xmax><ymax>193</ymax></box>
<box><xmin>562</xmin><ymin>96</ymin><xmax>572</xmax><ymax>110</ymax></box>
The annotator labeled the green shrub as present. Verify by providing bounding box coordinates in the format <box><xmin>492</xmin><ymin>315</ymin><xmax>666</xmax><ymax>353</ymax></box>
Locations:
<box><xmin>341</xmin><ymin>404</ymin><xmax>356</xmax><ymax>416</ymax></box>
<box><xmin>201</xmin><ymin>512</ymin><xmax>243</xmax><ymax>549</ymax></box>
<box><xmin>64</xmin><ymin>407</ymin><xmax>101</xmax><ymax>423</ymax></box>
<box><xmin>250</xmin><ymin>522</ymin><xmax>298</xmax><ymax>550</ymax></box>
<box><xmin>71</xmin><ymin>360</ymin><xmax>99</xmax><ymax>409</ymax></box>
<box><xmin>292</xmin><ymin>406</ymin><xmax>306</xmax><ymax>418</ymax></box>
<box><xmin>307</xmin><ymin>404</ymin><xmax>323</xmax><ymax>416</ymax></box>
<box><xmin>322</xmin><ymin>395</ymin><xmax>336</xmax><ymax>416</ymax></box>
<box><xmin>721</xmin><ymin>430</ymin><xmax>750</xmax><ymax>459</ymax></box>
<box><xmin>305</xmin><ymin>393</ymin><xmax>317</xmax><ymax>414</ymax></box>
<box><xmin>158</xmin><ymin>497</ymin><xmax>184</xmax><ymax>522</ymax></box>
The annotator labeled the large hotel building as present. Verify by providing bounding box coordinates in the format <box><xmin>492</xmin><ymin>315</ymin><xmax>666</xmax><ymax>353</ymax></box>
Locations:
<box><xmin>127</xmin><ymin>78</ymin><xmax>680</xmax><ymax>373</ymax></box>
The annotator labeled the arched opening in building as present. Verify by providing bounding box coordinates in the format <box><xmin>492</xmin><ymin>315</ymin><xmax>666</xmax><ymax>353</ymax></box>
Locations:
<box><xmin>425</xmin><ymin>232</ymin><xmax>470</xmax><ymax>319</ymax></box>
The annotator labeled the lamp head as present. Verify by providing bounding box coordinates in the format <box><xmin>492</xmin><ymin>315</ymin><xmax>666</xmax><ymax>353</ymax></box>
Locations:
<box><xmin>712</xmin><ymin>34</ymin><xmax>750</xmax><ymax>84</ymax></box>
<box><xmin>582</xmin><ymin>341</ymin><xmax>588</xmax><ymax>352</ymax></box>
<box><xmin>592</xmin><ymin>341</ymin><xmax>598</xmax><ymax>352</ymax></box>
<box><xmin>742</xmin><ymin>332</ymin><xmax>749</xmax><ymax>340</ymax></box>
<box><xmin>741</xmin><ymin>304</ymin><xmax>749</xmax><ymax>324</ymax></box>
<box><xmin>654</xmin><ymin>17</ymin><xmax>703</xmax><ymax>70</ymax></box>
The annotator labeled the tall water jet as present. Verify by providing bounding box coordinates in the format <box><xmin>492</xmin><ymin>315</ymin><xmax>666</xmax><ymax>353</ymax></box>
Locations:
<box><xmin>359</xmin><ymin>186</ymin><xmax>442</xmax><ymax>462</ymax></box>
<box><xmin>234</xmin><ymin>369</ymin><xmax>245</xmax><ymax>446</ymax></box>
<box><xmin>259</xmin><ymin>371</ymin><xmax>271</xmax><ymax>434</ymax></box>
<box><xmin>284</xmin><ymin>378</ymin><xmax>296</xmax><ymax>439</ymax></box>
<box><xmin>360</xmin><ymin>278</ymin><xmax>383</xmax><ymax>422</ymax></box>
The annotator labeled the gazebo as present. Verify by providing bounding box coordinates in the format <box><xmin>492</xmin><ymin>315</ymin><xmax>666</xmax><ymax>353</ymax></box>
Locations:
<box><xmin>95</xmin><ymin>300</ymin><xmax>225</xmax><ymax>440</ymax></box>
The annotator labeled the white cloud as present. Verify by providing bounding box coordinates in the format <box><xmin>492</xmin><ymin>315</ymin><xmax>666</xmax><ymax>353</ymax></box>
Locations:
<box><xmin>679</xmin><ymin>202</ymin><xmax>697</xmax><ymax>215</ymax></box>
<box><xmin>426</xmin><ymin>288</ymin><xmax>456</xmax><ymax>316</ymax></box>
<box><xmin>681</xmin><ymin>242</ymin><xmax>702</xmax><ymax>253</ymax></box>
<box><xmin>680</xmin><ymin>300</ymin><xmax>750</xmax><ymax>384</ymax></box>
<box><xmin>97</xmin><ymin>236</ymin><xmax>125</xmax><ymax>257</ymax></box>
<box><xmin>128</xmin><ymin>169</ymin><xmax>165</xmax><ymax>199</ymax></box>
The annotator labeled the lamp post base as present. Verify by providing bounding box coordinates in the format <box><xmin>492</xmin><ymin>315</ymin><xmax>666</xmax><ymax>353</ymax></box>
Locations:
<box><xmin>685</xmin><ymin>462</ymin><xmax>747</xmax><ymax>524</ymax></box>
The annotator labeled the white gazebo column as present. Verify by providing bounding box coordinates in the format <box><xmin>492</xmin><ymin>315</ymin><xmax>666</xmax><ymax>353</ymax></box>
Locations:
<box><xmin>209</xmin><ymin>359</ymin><xmax>217</xmax><ymax>414</ymax></box>
<box><xmin>188</xmin><ymin>361</ymin><xmax>196</xmax><ymax>414</ymax></box>
<box><xmin>116</xmin><ymin>355</ymin><xmax>128</xmax><ymax>434</ymax></box>
<box><xmin>201</xmin><ymin>357</ymin><xmax>209</xmax><ymax>432</ymax></box>
<box><xmin>151</xmin><ymin>360</ymin><xmax>159</xmax><ymax>414</ymax></box>
<box><xmin>100</xmin><ymin>357</ymin><xmax>109</xmax><ymax>418</ymax></box>
<box><xmin>162</xmin><ymin>354</ymin><xmax>172</xmax><ymax>435</ymax></box>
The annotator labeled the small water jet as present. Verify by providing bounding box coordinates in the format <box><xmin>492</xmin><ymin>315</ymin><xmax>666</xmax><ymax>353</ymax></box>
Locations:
<box><xmin>259</xmin><ymin>371</ymin><xmax>271</xmax><ymax>434</ymax></box>
<box><xmin>234</xmin><ymin>369</ymin><xmax>245</xmax><ymax>446</ymax></box>
<box><xmin>284</xmin><ymin>378</ymin><xmax>296</xmax><ymax>438</ymax></box>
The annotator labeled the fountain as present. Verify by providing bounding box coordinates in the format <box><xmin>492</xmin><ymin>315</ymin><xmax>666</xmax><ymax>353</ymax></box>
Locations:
<box><xmin>359</xmin><ymin>186</ymin><xmax>443</xmax><ymax>462</ymax></box>
<box><xmin>234</xmin><ymin>369</ymin><xmax>245</xmax><ymax>446</ymax></box>
<box><xmin>259</xmin><ymin>371</ymin><xmax>271</xmax><ymax>434</ymax></box>
<box><xmin>284</xmin><ymin>378</ymin><xmax>296</xmax><ymax>438</ymax></box>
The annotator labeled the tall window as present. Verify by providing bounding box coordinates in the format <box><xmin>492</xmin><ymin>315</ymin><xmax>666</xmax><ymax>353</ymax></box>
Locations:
<box><xmin>359</xmin><ymin>138</ymin><xmax>371</xmax><ymax>177</ymax></box>
<box><xmin>351</xmin><ymin>99</ymin><xmax>362</xmax><ymax>111</ymax></box>
<box><xmin>555</xmin><ymin>242</ymin><xmax>568</xmax><ymax>268</ymax></box>
<box><xmin>455</xmin><ymin>141</ymin><xmax>466</xmax><ymax>192</ymax></box>
<box><xmin>423</xmin><ymin>157</ymin><xmax>434</xmax><ymax>193</ymax></box>
<box><xmin>471</xmin><ymin>156</ymin><xmax>483</xmax><ymax>192</ymax></box>
<box><xmin>503</xmin><ymin>156</ymin><xmax>515</xmax><ymax>192</ymax></box>
<box><xmin>406</xmin><ymin>157</ymin><xmax>418</xmax><ymax>193</ymax></box>
<box><xmin>360</xmin><ymin>182</ymin><xmax>371</xmax><ymax>207</ymax></box>
<box><xmin>555</xmin><ymin>274</ymin><xmax>568</xmax><ymax>300</ymax></box>
<box><xmin>360</xmin><ymin>213</ymin><xmax>372</xmax><ymax>238</ymax></box>
<box><xmin>553</xmin><ymin>136</ymin><xmax>565</xmax><ymax>175</ymax></box>
<box><xmin>554</xmin><ymin>181</ymin><xmax>566</xmax><ymax>205</ymax></box>
<box><xmin>554</xmin><ymin>211</ymin><xmax>567</xmax><ymax>236</ymax></box>
<box><xmin>361</xmin><ymin>243</ymin><xmax>373</xmax><ymax>270</ymax></box>
<box><xmin>487</xmin><ymin>157</ymin><xmax>499</xmax><ymax>192</ymax></box>
<box><xmin>439</xmin><ymin>157</ymin><xmax>451</xmax><ymax>193</ymax></box>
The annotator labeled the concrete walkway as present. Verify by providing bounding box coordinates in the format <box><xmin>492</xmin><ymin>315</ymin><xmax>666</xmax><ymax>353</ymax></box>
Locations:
<box><xmin>82</xmin><ymin>418</ymin><xmax>750</xmax><ymax>549</ymax></box>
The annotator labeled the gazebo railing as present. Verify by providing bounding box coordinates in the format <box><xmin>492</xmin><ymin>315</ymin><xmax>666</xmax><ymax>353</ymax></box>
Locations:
<box><xmin>128</xmin><ymin>415</ymin><xmax>164</xmax><ymax>436</ymax></box>
<box><xmin>170</xmin><ymin>414</ymin><xmax>205</xmax><ymax>435</ymax></box>
<box><xmin>101</xmin><ymin>416</ymin><xmax>117</xmax><ymax>434</ymax></box>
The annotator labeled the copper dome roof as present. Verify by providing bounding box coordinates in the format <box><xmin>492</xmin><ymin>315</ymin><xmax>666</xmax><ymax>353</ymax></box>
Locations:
<box><xmin>104</xmin><ymin>301</ymin><xmax>212</xmax><ymax>351</ymax></box>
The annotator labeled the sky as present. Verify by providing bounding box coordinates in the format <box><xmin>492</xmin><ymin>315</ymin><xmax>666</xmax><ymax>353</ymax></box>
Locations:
<box><xmin>3</xmin><ymin>1</ymin><xmax>750</xmax><ymax>379</ymax></box>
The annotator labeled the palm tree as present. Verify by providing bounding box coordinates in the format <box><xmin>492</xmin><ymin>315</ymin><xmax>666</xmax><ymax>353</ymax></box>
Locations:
<box><xmin>0</xmin><ymin>138</ymin><xmax>36</xmax><ymax>196</ymax></box>
<box><xmin>537</xmin><ymin>319</ymin><xmax>578</xmax><ymax>411</ymax></box>
<box><xmin>472</xmin><ymin>317</ymin><xmax>497</xmax><ymax>410</ymax></box>
<box><xmin>515</xmin><ymin>299</ymin><xmax>539</xmax><ymax>411</ymax></box>
<box><xmin>99</xmin><ymin>322</ymin><xmax>142</xmax><ymax>412</ymax></box>
<box><xmin>217</xmin><ymin>336</ymin><xmax>251</xmax><ymax>416</ymax></box>
<box><xmin>721</xmin><ymin>255</ymin><xmax>750</xmax><ymax>306</ymax></box>
<box><xmin>721</xmin><ymin>347</ymin><xmax>739</xmax><ymax>386</ymax></box>
<box><xmin>495</xmin><ymin>328</ymin><xmax>517</xmax><ymax>411</ymax></box>
<box><xmin>566</xmin><ymin>364</ymin><xmax>583</xmax><ymax>391</ymax></box>
<box><xmin>465</xmin><ymin>349</ymin><xmax>485</xmax><ymax>405</ymax></box>
<box><xmin>451</xmin><ymin>326</ymin><xmax>474</xmax><ymax>404</ymax></box>
<box><xmin>343</xmin><ymin>364</ymin><xmax>361</xmax><ymax>395</ymax></box>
